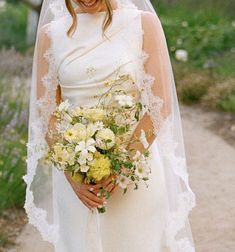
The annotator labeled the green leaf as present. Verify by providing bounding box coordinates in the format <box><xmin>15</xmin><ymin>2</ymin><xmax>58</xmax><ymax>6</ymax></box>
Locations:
<box><xmin>110</xmin><ymin>125</ymin><xmax>118</xmax><ymax>134</ymax></box>
<box><xmin>98</xmin><ymin>207</ymin><xmax>106</xmax><ymax>214</ymax></box>
<box><xmin>105</xmin><ymin>191</ymin><xmax>110</xmax><ymax>199</ymax></box>
<box><xmin>134</xmin><ymin>111</ymin><xmax>140</xmax><ymax>121</ymax></box>
<box><xmin>105</xmin><ymin>139</ymin><xmax>112</xmax><ymax>143</ymax></box>
<box><xmin>143</xmin><ymin>177</ymin><xmax>149</xmax><ymax>181</ymax></box>
<box><xmin>117</xmin><ymin>126</ymin><xmax>126</xmax><ymax>134</ymax></box>
<box><xmin>131</xmin><ymin>176</ymin><xmax>135</xmax><ymax>182</ymax></box>
<box><xmin>134</xmin><ymin>183</ymin><xmax>138</xmax><ymax>190</ymax></box>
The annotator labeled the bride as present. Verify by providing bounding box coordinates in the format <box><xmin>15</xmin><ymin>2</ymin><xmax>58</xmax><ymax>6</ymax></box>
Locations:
<box><xmin>23</xmin><ymin>0</ymin><xmax>196</xmax><ymax>251</ymax></box>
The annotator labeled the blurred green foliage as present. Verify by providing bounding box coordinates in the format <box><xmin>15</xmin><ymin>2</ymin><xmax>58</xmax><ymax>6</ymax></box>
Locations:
<box><xmin>0</xmin><ymin>76</ymin><xmax>28</xmax><ymax>210</ymax></box>
<box><xmin>151</xmin><ymin>0</ymin><xmax>235</xmax><ymax>112</ymax></box>
<box><xmin>153</xmin><ymin>0</ymin><xmax>235</xmax><ymax>72</ymax></box>
<box><xmin>0</xmin><ymin>3</ymin><xmax>28</xmax><ymax>51</ymax></box>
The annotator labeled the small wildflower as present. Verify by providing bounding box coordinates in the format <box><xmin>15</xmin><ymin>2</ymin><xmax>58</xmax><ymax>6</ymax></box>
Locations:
<box><xmin>181</xmin><ymin>21</ymin><xmax>188</xmax><ymax>27</ymax></box>
<box><xmin>175</xmin><ymin>49</ymin><xmax>188</xmax><ymax>62</ymax></box>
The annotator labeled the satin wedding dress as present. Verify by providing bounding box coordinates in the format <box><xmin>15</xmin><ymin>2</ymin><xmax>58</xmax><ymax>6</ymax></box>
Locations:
<box><xmin>52</xmin><ymin>8</ymin><xmax>167</xmax><ymax>252</ymax></box>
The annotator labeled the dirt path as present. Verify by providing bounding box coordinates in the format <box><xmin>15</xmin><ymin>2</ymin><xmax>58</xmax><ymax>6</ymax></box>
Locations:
<box><xmin>12</xmin><ymin>105</ymin><xmax>235</xmax><ymax>252</ymax></box>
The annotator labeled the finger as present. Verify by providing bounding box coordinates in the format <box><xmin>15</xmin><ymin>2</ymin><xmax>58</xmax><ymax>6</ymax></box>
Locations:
<box><xmin>85</xmin><ymin>183</ymin><xmax>103</xmax><ymax>191</ymax></box>
<box><xmin>105</xmin><ymin>182</ymin><xmax>116</xmax><ymax>193</ymax></box>
<box><xmin>83</xmin><ymin>195</ymin><xmax>103</xmax><ymax>208</ymax></box>
<box><xmin>83</xmin><ymin>200</ymin><xmax>93</xmax><ymax>210</ymax></box>
<box><xmin>85</xmin><ymin>181</ymin><xmax>109</xmax><ymax>196</ymax></box>
<box><xmin>92</xmin><ymin>189</ymin><xmax>102</xmax><ymax>197</ymax></box>
<box><xmin>72</xmin><ymin>192</ymin><xmax>92</xmax><ymax>209</ymax></box>
<box><xmin>110</xmin><ymin>185</ymin><xmax>119</xmax><ymax>196</ymax></box>
<box><xmin>87</xmin><ymin>185</ymin><xmax>103</xmax><ymax>196</ymax></box>
<box><xmin>83</xmin><ymin>190</ymin><xmax>106</xmax><ymax>205</ymax></box>
<box><xmin>102</xmin><ymin>176</ymin><xmax>116</xmax><ymax>187</ymax></box>
<box><xmin>96</xmin><ymin>177</ymin><xmax>117</xmax><ymax>196</ymax></box>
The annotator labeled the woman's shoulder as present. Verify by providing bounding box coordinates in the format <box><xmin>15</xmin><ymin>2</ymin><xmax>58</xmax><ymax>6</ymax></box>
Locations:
<box><xmin>140</xmin><ymin>10</ymin><xmax>161</xmax><ymax>34</ymax></box>
<box><xmin>141</xmin><ymin>10</ymin><xmax>160</xmax><ymax>25</ymax></box>
<box><xmin>39</xmin><ymin>15</ymin><xmax>70</xmax><ymax>33</ymax></box>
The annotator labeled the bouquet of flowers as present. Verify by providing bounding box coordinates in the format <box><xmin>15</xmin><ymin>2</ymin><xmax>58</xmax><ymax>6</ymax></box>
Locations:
<box><xmin>46</xmin><ymin>74</ymin><xmax>151</xmax><ymax>213</ymax></box>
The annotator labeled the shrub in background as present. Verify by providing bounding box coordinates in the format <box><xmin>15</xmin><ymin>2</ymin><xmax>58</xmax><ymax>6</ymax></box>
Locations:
<box><xmin>202</xmin><ymin>78</ymin><xmax>235</xmax><ymax>112</ymax></box>
<box><xmin>0</xmin><ymin>50</ymin><xmax>31</xmax><ymax>210</ymax></box>
<box><xmin>0</xmin><ymin>3</ymin><xmax>28</xmax><ymax>51</ymax></box>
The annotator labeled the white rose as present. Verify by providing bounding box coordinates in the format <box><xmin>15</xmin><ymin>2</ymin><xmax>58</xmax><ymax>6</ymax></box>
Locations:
<box><xmin>95</xmin><ymin>128</ymin><xmax>116</xmax><ymax>150</ymax></box>
<box><xmin>115</xmin><ymin>95</ymin><xmax>134</xmax><ymax>107</ymax></box>
<box><xmin>73</xmin><ymin>123</ymin><xmax>88</xmax><ymax>141</ymax></box>
<box><xmin>86</xmin><ymin>124</ymin><xmax>98</xmax><ymax>138</ymax></box>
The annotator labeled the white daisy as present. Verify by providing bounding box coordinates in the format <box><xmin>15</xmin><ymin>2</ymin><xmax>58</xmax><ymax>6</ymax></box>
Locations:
<box><xmin>134</xmin><ymin>160</ymin><xmax>150</xmax><ymax>179</ymax></box>
<box><xmin>118</xmin><ymin>175</ymin><xmax>130</xmax><ymax>189</ymax></box>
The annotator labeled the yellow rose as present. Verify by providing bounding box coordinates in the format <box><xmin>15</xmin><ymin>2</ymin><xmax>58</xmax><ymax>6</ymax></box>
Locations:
<box><xmin>87</xmin><ymin>153</ymin><xmax>111</xmax><ymax>183</ymax></box>
<box><xmin>85</xmin><ymin>108</ymin><xmax>105</xmax><ymax>121</ymax></box>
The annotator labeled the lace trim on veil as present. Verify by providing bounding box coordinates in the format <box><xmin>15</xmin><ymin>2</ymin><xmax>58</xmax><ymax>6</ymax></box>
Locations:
<box><xmin>137</xmin><ymin>51</ymin><xmax>196</xmax><ymax>252</ymax></box>
<box><xmin>23</xmin><ymin>21</ymin><xmax>59</xmax><ymax>244</ymax></box>
<box><xmin>136</xmin><ymin>51</ymin><xmax>196</xmax><ymax>251</ymax></box>
<box><xmin>134</xmin><ymin>5</ymin><xmax>196</xmax><ymax>251</ymax></box>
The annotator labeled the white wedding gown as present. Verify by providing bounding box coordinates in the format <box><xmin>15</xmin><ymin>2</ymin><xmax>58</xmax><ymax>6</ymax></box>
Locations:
<box><xmin>50</xmin><ymin>8</ymin><xmax>168</xmax><ymax>252</ymax></box>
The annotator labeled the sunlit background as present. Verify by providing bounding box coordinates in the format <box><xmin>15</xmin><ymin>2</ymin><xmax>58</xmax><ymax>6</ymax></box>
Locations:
<box><xmin>0</xmin><ymin>0</ymin><xmax>234</xmax><ymax>251</ymax></box>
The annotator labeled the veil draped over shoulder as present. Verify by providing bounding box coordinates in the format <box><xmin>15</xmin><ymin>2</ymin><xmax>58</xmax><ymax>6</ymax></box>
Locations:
<box><xmin>23</xmin><ymin>0</ymin><xmax>196</xmax><ymax>251</ymax></box>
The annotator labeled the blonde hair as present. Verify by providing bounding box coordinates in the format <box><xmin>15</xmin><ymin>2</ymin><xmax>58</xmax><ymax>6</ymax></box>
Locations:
<box><xmin>65</xmin><ymin>0</ymin><xmax>113</xmax><ymax>37</ymax></box>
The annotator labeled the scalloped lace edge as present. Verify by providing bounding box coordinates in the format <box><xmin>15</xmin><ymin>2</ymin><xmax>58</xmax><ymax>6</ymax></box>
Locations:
<box><xmin>136</xmin><ymin>14</ymin><xmax>196</xmax><ymax>252</ymax></box>
<box><xmin>23</xmin><ymin>23</ymin><xmax>59</xmax><ymax>245</ymax></box>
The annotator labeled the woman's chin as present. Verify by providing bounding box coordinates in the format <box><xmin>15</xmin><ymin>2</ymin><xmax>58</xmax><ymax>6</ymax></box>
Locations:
<box><xmin>79</xmin><ymin>0</ymin><xmax>103</xmax><ymax>13</ymax></box>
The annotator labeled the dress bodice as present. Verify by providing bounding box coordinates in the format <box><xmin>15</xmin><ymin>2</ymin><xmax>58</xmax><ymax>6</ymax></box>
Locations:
<box><xmin>50</xmin><ymin>8</ymin><xmax>143</xmax><ymax>107</ymax></box>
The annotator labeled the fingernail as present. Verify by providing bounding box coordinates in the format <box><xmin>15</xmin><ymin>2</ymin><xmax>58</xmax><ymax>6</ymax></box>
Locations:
<box><xmin>97</xmin><ymin>192</ymin><xmax>101</xmax><ymax>197</ymax></box>
<box><xmin>103</xmin><ymin>201</ymin><xmax>107</xmax><ymax>205</ymax></box>
<box><xmin>89</xmin><ymin>187</ymin><xmax>94</xmax><ymax>192</ymax></box>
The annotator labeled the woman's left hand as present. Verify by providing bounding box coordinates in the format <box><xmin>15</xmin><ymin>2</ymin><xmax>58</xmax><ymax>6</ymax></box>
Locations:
<box><xmin>92</xmin><ymin>175</ymin><xmax>119</xmax><ymax>197</ymax></box>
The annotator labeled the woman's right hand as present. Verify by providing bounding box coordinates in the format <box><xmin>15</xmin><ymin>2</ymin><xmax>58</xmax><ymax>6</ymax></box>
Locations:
<box><xmin>64</xmin><ymin>171</ymin><xmax>107</xmax><ymax>210</ymax></box>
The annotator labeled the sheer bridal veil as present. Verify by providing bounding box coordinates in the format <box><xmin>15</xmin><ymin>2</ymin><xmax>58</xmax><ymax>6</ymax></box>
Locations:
<box><xmin>23</xmin><ymin>0</ymin><xmax>196</xmax><ymax>251</ymax></box>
